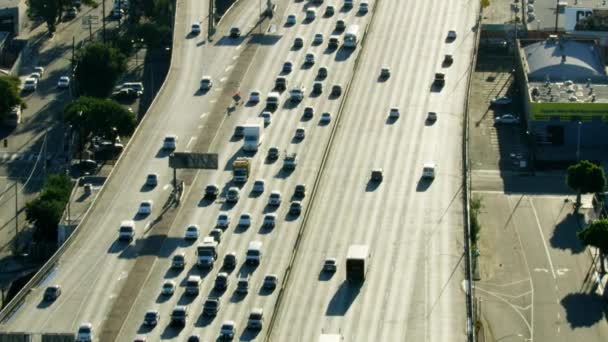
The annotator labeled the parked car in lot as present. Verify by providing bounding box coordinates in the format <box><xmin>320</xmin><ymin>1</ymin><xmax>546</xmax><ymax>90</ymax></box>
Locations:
<box><xmin>494</xmin><ymin>114</ymin><xmax>519</xmax><ymax>124</ymax></box>
<box><xmin>491</xmin><ymin>96</ymin><xmax>512</xmax><ymax>106</ymax></box>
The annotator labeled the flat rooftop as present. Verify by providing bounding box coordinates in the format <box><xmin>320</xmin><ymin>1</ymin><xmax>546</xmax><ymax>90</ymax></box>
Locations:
<box><xmin>529</xmin><ymin>80</ymin><xmax>608</xmax><ymax>103</ymax></box>
<box><xmin>528</xmin><ymin>0</ymin><xmax>608</xmax><ymax>31</ymax></box>
<box><xmin>523</xmin><ymin>38</ymin><xmax>606</xmax><ymax>82</ymax></box>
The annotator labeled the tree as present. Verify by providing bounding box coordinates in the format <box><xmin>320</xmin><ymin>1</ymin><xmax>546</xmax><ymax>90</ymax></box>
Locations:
<box><xmin>75</xmin><ymin>43</ymin><xmax>127</xmax><ymax>97</ymax></box>
<box><xmin>0</xmin><ymin>76</ymin><xmax>23</xmax><ymax>122</ymax></box>
<box><xmin>26</xmin><ymin>0</ymin><xmax>68</xmax><ymax>33</ymax></box>
<box><xmin>567</xmin><ymin>160</ymin><xmax>606</xmax><ymax>212</ymax></box>
<box><xmin>137</xmin><ymin>22</ymin><xmax>171</xmax><ymax>49</ymax></box>
<box><xmin>26</xmin><ymin>174</ymin><xmax>73</xmax><ymax>243</ymax></box>
<box><xmin>577</xmin><ymin>219</ymin><xmax>608</xmax><ymax>273</ymax></box>
<box><xmin>64</xmin><ymin>97</ymin><xmax>136</xmax><ymax>139</ymax></box>
<box><xmin>480</xmin><ymin>0</ymin><xmax>490</xmax><ymax>9</ymax></box>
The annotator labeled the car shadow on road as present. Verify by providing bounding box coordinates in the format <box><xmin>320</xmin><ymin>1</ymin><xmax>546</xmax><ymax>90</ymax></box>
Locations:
<box><xmin>549</xmin><ymin>212</ymin><xmax>585</xmax><ymax>254</ymax></box>
<box><xmin>416</xmin><ymin>178</ymin><xmax>433</xmax><ymax>192</ymax></box>
<box><xmin>195</xmin><ymin>313</ymin><xmax>215</xmax><ymax>327</ymax></box>
<box><xmin>365</xmin><ymin>180</ymin><xmax>380</xmax><ymax>192</ymax></box>
<box><xmin>334</xmin><ymin>47</ymin><xmax>354</xmax><ymax>62</ymax></box>
<box><xmin>326</xmin><ymin>281</ymin><xmax>362</xmax><ymax>316</ymax></box>
<box><xmin>240</xmin><ymin>329</ymin><xmax>261</xmax><ymax>341</ymax></box>
<box><xmin>160</xmin><ymin>324</ymin><xmax>183</xmax><ymax>339</ymax></box>
<box><xmin>561</xmin><ymin>291</ymin><xmax>608</xmax><ymax>328</ymax></box>
<box><xmin>136</xmin><ymin>324</ymin><xmax>154</xmax><ymax>335</ymax></box>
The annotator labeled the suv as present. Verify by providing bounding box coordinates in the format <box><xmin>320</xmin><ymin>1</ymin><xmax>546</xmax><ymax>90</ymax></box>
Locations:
<box><xmin>313</xmin><ymin>81</ymin><xmax>323</xmax><ymax>94</ymax></box>
<box><xmin>230</xmin><ymin>27</ymin><xmax>241</xmax><ymax>38</ymax></box>
<box><xmin>203</xmin><ymin>297</ymin><xmax>220</xmax><ymax>316</ymax></box>
<box><xmin>294</xmin><ymin>184</ymin><xmax>306</xmax><ymax>197</ymax></box>
<box><xmin>331</xmin><ymin>84</ymin><xmax>342</xmax><ymax>97</ymax></box>
<box><xmin>325</xmin><ymin>5</ymin><xmax>335</xmax><ymax>16</ymax></box>
<box><xmin>371</xmin><ymin>168</ymin><xmax>384</xmax><ymax>182</ymax></box>
<box><xmin>171</xmin><ymin>306</ymin><xmax>188</xmax><ymax>326</ymax></box>
<box><xmin>217</xmin><ymin>212</ymin><xmax>230</xmax><ymax>229</ymax></box>
<box><xmin>143</xmin><ymin>310</ymin><xmax>160</xmax><ymax>326</ymax></box>
<box><xmin>305</xmin><ymin>53</ymin><xmax>316</xmax><ymax>65</ymax></box>
<box><xmin>234</xmin><ymin>125</ymin><xmax>245</xmax><ymax>138</ymax></box>
<box><xmin>433</xmin><ymin>73</ymin><xmax>445</xmax><ymax>87</ymax></box>
<box><xmin>172</xmin><ymin>252</ymin><xmax>186</xmax><ymax>269</ymax></box>
<box><xmin>303</xmin><ymin>106</ymin><xmax>314</xmax><ymax>119</ymax></box>
<box><xmin>205</xmin><ymin>184</ymin><xmax>219</xmax><ymax>198</ymax></box>
<box><xmin>236</xmin><ymin>274</ymin><xmax>250</xmax><ymax>294</ymax></box>
<box><xmin>328</xmin><ymin>35</ymin><xmax>340</xmax><ymax>49</ymax></box>
<box><xmin>214</xmin><ymin>272</ymin><xmax>229</xmax><ymax>290</ymax></box>
<box><xmin>223</xmin><ymin>252</ymin><xmax>237</xmax><ymax>269</ymax></box>
<box><xmin>267</xmin><ymin>146</ymin><xmax>279</xmax><ymax>160</ymax></box>
<box><xmin>335</xmin><ymin>19</ymin><xmax>346</xmax><ymax>32</ymax></box>
<box><xmin>247</xmin><ymin>308</ymin><xmax>264</xmax><ymax>329</ymax></box>
<box><xmin>275</xmin><ymin>76</ymin><xmax>288</xmax><ymax>91</ymax></box>
<box><xmin>289</xmin><ymin>201</ymin><xmax>302</xmax><ymax>215</ymax></box>
<box><xmin>263</xmin><ymin>213</ymin><xmax>276</xmax><ymax>228</ymax></box>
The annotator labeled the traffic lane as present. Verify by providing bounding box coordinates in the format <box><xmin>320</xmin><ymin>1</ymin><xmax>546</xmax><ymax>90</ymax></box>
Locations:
<box><xmin>0</xmin><ymin>0</ymin><xmax>230</xmax><ymax>332</ymax></box>
<box><xmin>119</xmin><ymin>6</ymin><xmax>366</xmax><ymax>340</ymax></box>
<box><xmin>270</xmin><ymin>0</ymin><xmax>475</xmax><ymax>339</ymax></box>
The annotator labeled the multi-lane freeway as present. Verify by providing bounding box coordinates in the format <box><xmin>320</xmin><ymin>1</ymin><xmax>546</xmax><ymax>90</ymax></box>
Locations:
<box><xmin>0</xmin><ymin>0</ymin><xmax>478</xmax><ymax>340</ymax></box>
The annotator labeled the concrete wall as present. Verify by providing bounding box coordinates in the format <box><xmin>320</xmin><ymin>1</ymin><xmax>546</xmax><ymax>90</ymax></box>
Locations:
<box><xmin>0</xmin><ymin>0</ymin><xmax>23</xmax><ymax>36</ymax></box>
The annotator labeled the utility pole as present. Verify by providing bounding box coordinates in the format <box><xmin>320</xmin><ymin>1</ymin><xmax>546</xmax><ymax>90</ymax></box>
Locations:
<box><xmin>208</xmin><ymin>0</ymin><xmax>214</xmax><ymax>41</ymax></box>
<box><xmin>102</xmin><ymin>0</ymin><xmax>107</xmax><ymax>43</ymax></box>
<box><xmin>43</xmin><ymin>129</ymin><xmax>48</xmax><ymax>179</ymax></box>
<box><xmin>72</xmin><ymin>36</ymin><xmax>75</xmax><ymax>66</ymax></box>
<box><xmin>13</xmin><ymin>182</ymin><xmax>18</xmax><ymax>254</ymax></box>
<box><xmin>89</xmin><ymin>20</ymin><xmax>93</xmax><ymax>41</ymax></box>
<box><xmin>554</xmin><ymin>0</ymin><xmax>559</xmax><ymax>33</ymax></box>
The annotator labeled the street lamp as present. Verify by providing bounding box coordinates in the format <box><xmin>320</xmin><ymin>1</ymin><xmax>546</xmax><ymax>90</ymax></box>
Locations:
<box><xmin>576</xmin><ymin>121</ymin><xmax>582</xmax><ymax>161</ymax></box>
<box><xmin>78</xmin><ymin>111</ymin><xmax>84</xmax><ymax>163</ymax></box>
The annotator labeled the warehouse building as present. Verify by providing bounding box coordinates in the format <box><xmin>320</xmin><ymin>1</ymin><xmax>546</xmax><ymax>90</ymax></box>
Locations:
<box><xmin>515</xmin><ymin>35</ymin><xmax>608</xmax><ymax>161</ymax></box>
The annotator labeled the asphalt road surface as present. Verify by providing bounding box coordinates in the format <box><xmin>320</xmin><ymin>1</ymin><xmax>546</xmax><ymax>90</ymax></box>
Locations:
<box><xmin>118</xmin><ymin>0</ymin><xmax>376</xmax><ymax>340</ymax></box>
<box><xmin>0</xmin><ymin>0</ymin><xmax>479</xmax><ymax>340</ymax></box>
<box><xmin>0</xmin><ymin>0</ymin><xmax>262</xmax><ymax>336</ymax></box>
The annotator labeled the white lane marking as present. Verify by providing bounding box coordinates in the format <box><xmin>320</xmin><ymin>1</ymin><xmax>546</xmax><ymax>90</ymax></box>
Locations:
<box><xmin>235</xmin><ymin>45</ymin><xmax>242</xmax><ymax>50</ymax></box>
<box><xmin>198</xmin><ymin>125</ymin><xmax>204</xmax><ymax>129</ymax></box>
<box><xmin>117</xmin><ymin>271</ymin><xmax>128</xmax><ymax>281</ymax></box>
<box><xmin>529</xmin><ymin>197</ymin><xmax>557</xmax><ymax>279</ymax></box>
<box><xmin>200</xmin><ymin>112</ymin><xmax>208</xmax><ymax>119</ymax></box>
<box><xmin>220</xmin><ymin>77</ymin><xmax>228</xmax><ymax>83</ymax></box>
<box><xmin>163</xmin><ymin>184</ymin><xmax>171</xmax><ymax>191</ymax></box>
<box><xmin>210</xmin><ymin>99</ymin><xmax>218</xmax><ymax>103</ymax></box>
<box><xmin>185</xmin><ymin>137</ymin><xmax>197</xmax><ymax>151</ymax></box>
<box><xmin>10</xmin><ymin>154</ymin><xmax>18</xmax><ymax>161</ymax></box>
<box><xmin>215</xmin><ymin>87</ymin><xmax>224</xmax><ymax>92</ymax></box>
<box><xmin>224</xmin><ymin>65</ymin><xmax>234</xmax><ymax>72</ymax></box>
<box><xmin>232</xmin><ymin>55</ymin><xmax>238</xmax><ymax>60</ymax></box>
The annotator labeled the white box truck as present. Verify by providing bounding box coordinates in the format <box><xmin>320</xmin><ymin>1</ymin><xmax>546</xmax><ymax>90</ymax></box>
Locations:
<box><xmin>243</xmin><ymin>121</ymin><xmax>264</xmax><ymax>152</ymax></box>
<box><xmin>319</xmin><ymin>334</ymin><xmax>342</xmax><ymax>342</ymax></box>
<box><xmin>346</xmin><ymin>244</ymin><xmax>370</xmax><ymax>281</ymax></box>
<box><xmin>197</xmin><ymin>237</ymin><xmax>218</xmax><ymax>268</ymax></box>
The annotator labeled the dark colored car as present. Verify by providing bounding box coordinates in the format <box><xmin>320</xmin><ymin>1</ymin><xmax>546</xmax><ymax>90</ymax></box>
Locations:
<box><xmin>234</xmin><ymin>125</ymin><xmax>245</xmax><ymax>138</ymax></box>
<box><xmin>230</xmin><ymin>27</ymin><xmax>241</xmax><ymax>38</ymax></box>
<box><xmin>267</xmin><ymin>146</ymin><xmax>279</xmax><ymax>160</ymax></box>
<box><xmin>203</xmin><ymin>297</ymin><xmax>220</xmax><ymax>316</ymax></box>
<box><xmin>294</xmin><ymin>184</ymin><xmax>306</xmax><ymax>197</ymax></box>
<box><xmin>331</xmin><ymin>84</ymin><xmax>342</xmax><ymax>97</ymax></box>
<box><xmin>112</xmin><ymin>88</ymin><xmax>141</xmax><ymax>101</ymax></box>
<box><xmin>44</xmin><ymin>285</ymin><xmax>61</xmax><ymax>301</ymax></box>
<box><xmin>303</xmin><ymin>107</ymin><xmax>314</xmax><ymax>119</ymax></box>
<box><xmin>223</xmin><ymin>252</ymin><xmax>237</xmax><ymax>269</ymax></box>
<box><xmin>215</xmin><ymin>272</ymin><xmax>229</xmax><ymax>290</ymax></box>
<box><xmin>289</xmin><ymin>201</ymin><xmax>302</xmax><ymax>215</ymax></box>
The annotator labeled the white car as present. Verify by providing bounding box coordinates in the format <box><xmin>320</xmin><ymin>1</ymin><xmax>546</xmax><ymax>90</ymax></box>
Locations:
<box><xmin>75</xmin><ymin>322</ymin><xmax>93</xmax><ymax>342</ymax></box>
<box><xmin>268</xmin><ymin>191</ymin><xmax>281</xmax><ymax>206</ymax></box>
<box><xmin>23</xmin><ymin>77</ymin><xmax>38</xmax><ymax>91</ymax></box>
<box><xmin>447</xmin><ymin>30</ymin><xmax>457</xmax><ymax>40</ymax></box>
<box><xmin>253</xmin><ymin>179</ymin><xmax>265</xmax><ymax>193</ymax></box>
<box><xmin>389</xmin><ymin>107</ymin><xmax>400</xmax><ymax>119</ymax></box>
<box><xmin>57</xmin><ymin>76</ymin><xmax>71</xmax><ymax>88</ymax></box>
<box><xmin>161</xmin><ymin>280</ymin><xmax>175</xmax><ymax>295</ymax></box>
<box><xmin>162</xmin><ymin>135</ymin><xmax>177</xmax><ymax>149</ymax></box>
<box><xmin>30</xmin><ymin>72</ymin><xmax>42</xmax><ymax>80</ymax></box>
<box><xmin>217</xmin><ymin>212</ymin><xmax>230</xmax><ymax>228</ymax></box>
<box><xmin>191</xmin><ymin>22</ymin><xmax>201</xmax><ymax>34</ymax></box>
<box><xmin>494</xmin><ymin>114</ymin><xmax>519</xmax><ymax>124</ymax></box>
<box><xmin>138</xmin><ymin>200</ymin><xmax>153</xmax><ymax>215</ymax></box>
<box><xmin>286</xmin><ymin>14</ymin><xmax>296</xmax><ymax>25</ymax></box>
<box><xmin>491</xmin><ymin>96</ymin><xmax>512</xmax><ymax>105</ymax></box>
<box><xmin>145</xmin><ymin>173</ymin><xmax>158</xmax><ymax>186</ymax></box>
<box><xmin>34</xmin><ymin>66</ymin><xmax>45</xmax><ymax>76</ymax></box>
<box><xmin>305</xmin><ymin>52</ymin><xmax>316</xmax><ymax>65</ymax></box>
<box><xmin>263</xmin><ymin>213</ymin><xmax>276</xmax><ymax>228</ymax></box>
<box><xmin>219</xmin><ymin>321</ymin><xmax>236</xmax><ymax>339</ymax></box>
<box><xmin>184</xmin><ymin>225</ymin><xmax>200</xmax><ymax>239</ymax></box>
<box><xmin>249</xmin><ymin>90</ymin><xmax>260</xmax><ymax>103</ymax></box>
<box><xmin>239</xmin><ymin>213</ymin><xmax>252</xmax><ymax>227</ymax></box>
<box><xmin>320</xmin><ymin>112</ymin><xmax>332</xmax><ymax>123</ymax></box>
<box><xmin>261</xmin><ymin>111</ymin><xmax>272</xmax><ymax>125</ymax></box>
<box><xmin>313</xmin><ymin>33</ymin><xmax>323</xmax><ymax>45</ymax></box>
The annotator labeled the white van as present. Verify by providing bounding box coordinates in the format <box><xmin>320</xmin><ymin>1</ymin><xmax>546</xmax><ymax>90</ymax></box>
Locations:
<box><xmin>266</xmin><ymin>92</ymin><xmax>280</xmax><ymax>109</ymax></box>
<box><xmin>422</xmin><ymin>163</ymin><xmax>436</xmax><ymax>179</ymax></box>
<box><xmin>246</xmin><ymin>241</ymin><xmax>263</xmax><ymax>265</ymax></box>
<box><xmin>186</xmin><ymin>275</ymin><xmax>201</xmax><ymax>295</ymax></box>
<box><xmin>118</xmin><ymin>220</ymin><xmax>135</xmax><ymax>241</ymax></box>
<box><xmin>3</xmin><ymin>105</ymin><xmax>21</xmax><ymax>127</ymax></box>
<box><xmin>122</xmin><ymin>82</ymin><xmax>144</xmax><ymax>94</ymax></box>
